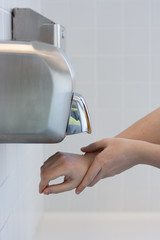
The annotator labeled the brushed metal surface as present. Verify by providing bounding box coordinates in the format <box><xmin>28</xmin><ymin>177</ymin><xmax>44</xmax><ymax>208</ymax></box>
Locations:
<box><xmin>12</xmin><ymin>8</ymin><xmax>54</xmax><ymax>44</ymax></box>
<box><xmin>0</xmin><ymin>41</ymin><xmax>73</xmax><ymax>143</ymax></box>
<box><xmin>12</xmin><ymin>8</ymin><xmax>65</xmax><ymax>51</ymax></box>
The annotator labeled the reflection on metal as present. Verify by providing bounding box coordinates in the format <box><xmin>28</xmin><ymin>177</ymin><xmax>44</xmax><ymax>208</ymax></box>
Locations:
<box><xmin>66</xmin><ymin>93</ymin><xmax>92</xmax><ymax>135</ymax></box>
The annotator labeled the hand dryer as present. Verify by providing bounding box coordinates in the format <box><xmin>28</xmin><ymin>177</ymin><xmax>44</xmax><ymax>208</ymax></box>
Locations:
<box><xmin>0</xmin><ymin>8</ymin><xmax>91</xmax><ymax>143</ymax></box>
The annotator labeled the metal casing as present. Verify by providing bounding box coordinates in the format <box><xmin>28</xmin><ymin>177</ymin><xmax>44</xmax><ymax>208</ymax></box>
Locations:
<box><xmin>0</xmin><ymin>41</ymin><xmax>73</xmax><ymax>143</ymax></box>
<box><xmin>12</xmin><ymin>8</ymin><xmax>66</xmax><ymax>51</ymax></box>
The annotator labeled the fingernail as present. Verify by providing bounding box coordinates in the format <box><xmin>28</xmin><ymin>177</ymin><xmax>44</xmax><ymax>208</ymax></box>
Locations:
<box><xmin>76</xmin><ymin>188</ymin><xmax>83</xmax><ymax>194</ymax></box>
<box><xmin>81</xmin><ymin>148</ymin><xmax>86</xmax><ymax>153</ymax></box>
<box><xmin>81</xmin><ymin>146</ymin><xmax>86</xmax><ymax>149</ymax></box>
<box><xmin>44</xmin><ymin>189</ymin><xmax>51</xmax><ymax>195</ymax></box>
<box><xmin>76</xmin><ymin>190</ymin><xmax>81</xmax><ymax>195</ymax></box>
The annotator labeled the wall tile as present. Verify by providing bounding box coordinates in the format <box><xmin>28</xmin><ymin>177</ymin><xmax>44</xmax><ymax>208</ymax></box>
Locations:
<box><xmin>123</xmin><ymin>83</ymin><xmax>149</xmax><ymax>110</ymax></box>
<box><xmin>96</xmin><ymin>28</ymin><xmax>122</xmax><ymax>55</ymax></box>
<box><xmin>44</xmin><ymin>187</ymin><xmax>98</xmax><ymax>212</ymax></box>
<box><xmin>96</xmin><ymin>174</ymin><xmax>125</xmax><ymax>211</ymax></box>
<box><xmin>124</xmin><ymin>29</ymin><xmax>149</xmax><ymax>55</ymax></box>
<box><xmin>0</xmin><ymin>145</ymin><xmax>7</xmax><ymax>187</ymax></box>
<box><xmin>69</xmin><ymin>0</ymin><xmax>95</xmax><ymax>28</ymax></box>
<box><xmin>124</xmin><ymin>0</ymin><xmax>149</xmax><ymax>28</ymax></box>
<box><xmin>97</xmin><ymin>83</ymin><xmax>122</xmax><ymax>109</ymax></box>
<box><xmin>151</xmin><ymin>0</ymin><xmax>160</xmax><ymax>27</ymax></box>
<box><xmin>3</xmin><ymin>12</ymin><xmax>11</xmax><ymax>40</ymax></box>
<box><xmin>123</xmin><ymin>165</ymin><xmax>151</xmax><ymax>211</ymax></box>
<box><xmin>96</xmin><ymin>56</ymin><xmax>123</xmax><ymax>83</ymax></box>
<box><xmin>70</xmin><ymin>56</ymin><xmax>95</xmax><ymax>85</ymax></box>
<box><xmin>0</xmin><ymin>0</ymin><xmax>41</xmax><ymax>13</ymax></box>
<box><xmin>96</xmin><ymin>0</ymin><xmax>122</xmax><ymax>28</ymax></box>
<box><xmin>152</xmin><ymin>28</ymin><xmax>160</xmax><ymax>55</ymax></box>
<box><xmin>95</xmin><ymin>109</ymin><xmax>123</xmax><ymax>139</ymax></box>
<box><xmin>0</xmin><ymin>10</ymin><xmax>4</xmax><ymax>39</ymax></box>
<box><xmin>150</xmin><ymin>83</ymin><xmax>160</xmax><ymax>109</ymax></box>
<box><xmin>151</xmin><ymin>56</ymin><xmax>160</xmax><ymax>82</ymax></box>
<box><xmin>67</xmin><ymin>28</ymin><xmax>96</xmax><ymax>56</ymax></box>
<box><xmin>150</xmin><ymin>167</ymin><xmax>160</xmax><ymax>211</ymax></box>
<box><xmin>124</xmin><ymin>56</ymin><xmax>149</xmax><ymax>83</ymax></box>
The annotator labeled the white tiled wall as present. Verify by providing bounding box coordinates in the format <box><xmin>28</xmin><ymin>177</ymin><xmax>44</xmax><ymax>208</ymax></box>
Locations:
<box><xmin>0</xmin><ymin>1</ymin><xmax>44</xmax><ymax>240</ymax></box>
<box><xmin>42</xmin><ymin>0</ymin><xmax>160</xmax><ymax>212</ymax></box>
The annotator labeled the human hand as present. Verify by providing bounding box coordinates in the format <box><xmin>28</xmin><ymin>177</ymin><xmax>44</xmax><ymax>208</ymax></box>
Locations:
<box><xmin>39</xmin><ymin>151</ymin><xmax>97</xmax><ymax>195</ymax></box>
<box><xmin>76</xmin><ymin>138</ymin><xmax>141</xmax><ymax>194</ymax></box>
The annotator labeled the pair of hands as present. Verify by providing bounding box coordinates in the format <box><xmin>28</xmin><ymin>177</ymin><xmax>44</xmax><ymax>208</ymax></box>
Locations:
<box><xmin>39</xmin><ymin>138</ymin><xmax>141</xmax><ymax>195</ymax></box>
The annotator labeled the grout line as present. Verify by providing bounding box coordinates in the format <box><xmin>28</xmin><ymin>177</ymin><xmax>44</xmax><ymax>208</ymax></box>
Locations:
<box><xmin>93</xmin><ymin>0</ymin><xmax>98</xmax><ymax>133</ymax></box>
<box><xmin>121</xmin><ymin>0</ymin><xmax>125</xmax><ymax>131</ymax></box>
<box><xmin>93</xmin><ymin>0</ymin><xmax>99</xmax><ymax>208</ymax></box>
<box><xmin>148</xmin><ymin>0</ymin><xmax>152</xmax><ymax>112</ymax></box>
<box><xmin>121</xmin><ymin>0</ymin><xmax>126</xmax><ymax>212</ymax></box>
<box><xmin>69</xmin><ymin>53</ymin><xmax>160</xmax><ymax>58</ymax></box>
<box><xmin>68</xmin><ymin>26</ymin><xmax>154</xmax><ymax>30</ymax></box>
<box><xmin>147</xmin><ymin>0</ymin><xmax>153</xmax><ymax>212</ymax></box>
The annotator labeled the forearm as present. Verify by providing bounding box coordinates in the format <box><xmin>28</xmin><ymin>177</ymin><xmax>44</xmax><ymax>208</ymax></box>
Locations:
<box><xmin>77</xmin><ymin>138</ymin><xmax>160</xmax><ymax>194</ymax></box>
<box><xmin>136</xmin><ymin>140</ymin><xmax>160</xmax><ymax>169</ymax></box>
<box><xmin>116</xmin><ymin>108</ymin><xmax>160</xmax><ymax>144</ymax></box>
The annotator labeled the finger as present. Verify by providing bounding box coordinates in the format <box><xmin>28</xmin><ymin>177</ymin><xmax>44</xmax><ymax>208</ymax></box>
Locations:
<box><xmin>88</xmin><ymin>170</ymin><xmax>103</xmax><ymax>187</ymax></box>
<box><xmin>39</xmin><ymin>166</ymin><xmax>66</xmax><ymax>193</ymax></box>
<box><xmin>43</xmin><ymin>181</ymin><xmax>75</xmax><ymax>194</ymax></box>
<box><xmin>76</xmin><ymin>159</ymin><xmax>102</xmax><ymax>194</ymax></box>
<box><xmin>81</xmin><ymin>139</ymin><xmax>107</xmax><ymax>153</ymax></box>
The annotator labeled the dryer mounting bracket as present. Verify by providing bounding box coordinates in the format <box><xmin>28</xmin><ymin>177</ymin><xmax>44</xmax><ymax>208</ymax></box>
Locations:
<box><xmin>12</xmin><ymin>8</ymin><xmax>65</xmax><ymax>50</ymax></box>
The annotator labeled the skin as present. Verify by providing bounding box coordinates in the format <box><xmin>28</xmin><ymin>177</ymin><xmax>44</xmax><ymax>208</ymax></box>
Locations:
<box><xmin>39</xmin><ymin>107</ymin><xmax>160</xmax><ymax>195</ymax></box>
<box><xmin>39</xmin><ymin>151</ymin><xmax>98</xmax><ymax>194</ymax></box>
<box><xmin>116</xmin><ymin>107</ymin><xmax>160</xmax><ymax>144</ymax></box>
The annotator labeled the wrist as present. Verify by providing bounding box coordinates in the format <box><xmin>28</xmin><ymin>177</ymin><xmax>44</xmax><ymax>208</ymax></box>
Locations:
<box><xmin>134</xmin><ymin>140</ymin><xmax>160</xmax><ymax>168</ymax></box>
<box><xmin>83</xmin><ymin>152</ymin><xmax>98</xmax><ymax>166</ymax></box>
<box><xmin>133</xmin><ymin>140</ymin><xmax>149</xmax><ymax>165</ymax></box>
<box><xmin>121</xmin><ymin>139</ymin><xmax>149</xmax><ymax>167</ymax></box>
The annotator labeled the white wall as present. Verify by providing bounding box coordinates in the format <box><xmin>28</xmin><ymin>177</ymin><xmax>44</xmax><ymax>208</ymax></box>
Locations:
<box><xmin>41</xmin><ymin>0</ymin><xmax>160</xmax><ymax>212</ymax></box>
<box><xmin>0</xmin><ymin>2</ymin><xmax>44</xmax><ymax>240</ymax></box>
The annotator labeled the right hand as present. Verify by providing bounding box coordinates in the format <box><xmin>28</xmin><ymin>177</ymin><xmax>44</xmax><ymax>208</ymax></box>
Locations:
<box><xmin>76</xmin><ymin>138</ymin><xmax>141</xmax><ymax>194</ymax></box>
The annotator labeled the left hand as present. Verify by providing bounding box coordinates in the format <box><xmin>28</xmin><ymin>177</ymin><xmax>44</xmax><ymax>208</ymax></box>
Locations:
<box><xmin>39</xmin><ymin>151</ymin><xmax>97</xmax><ymax>194</ymax></box>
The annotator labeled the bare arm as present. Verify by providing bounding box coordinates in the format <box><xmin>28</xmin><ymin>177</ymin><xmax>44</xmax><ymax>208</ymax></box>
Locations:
<box><xmin>116</xmin><ymin>107</ymin><xmax>160</xmax><ymax>144</ymax></box>
<box><xmin>76</xmin><ymin>108</ymin><xmax>160</xmax><ymax>193</ymax></box>
<box><xmin>76</xmin><ymin>138</ymin><xmax>160</xmax><ymax>194</ymax></box>
<box><xmin>39</xmin><ymin>108</ymin><xmax>160</xmax><ymax>195</ymax></box>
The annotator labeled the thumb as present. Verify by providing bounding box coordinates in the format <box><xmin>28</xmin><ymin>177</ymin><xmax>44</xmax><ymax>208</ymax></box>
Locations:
<box><xmin>81</xmin><ymin>139</ymin><xmax>107</xmax><ymax>153</ymax></box>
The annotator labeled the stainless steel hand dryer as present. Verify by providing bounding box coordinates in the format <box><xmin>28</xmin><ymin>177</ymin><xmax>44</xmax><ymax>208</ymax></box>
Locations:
<box><xmin>0</xmin><ymin>9</ymin><xmax>91</xmax><ymax>143</ymax></box>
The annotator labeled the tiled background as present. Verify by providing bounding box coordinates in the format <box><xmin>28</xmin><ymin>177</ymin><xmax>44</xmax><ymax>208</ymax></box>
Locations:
<box><xmin>42</xmin><ymin>0</ymin><xmax>160</xmax><ymax>213</ymax></box>
<box><xmin>1</xmin><ymin>0</ymin><xmax>160</xmax><ymax>239</ymax></box>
